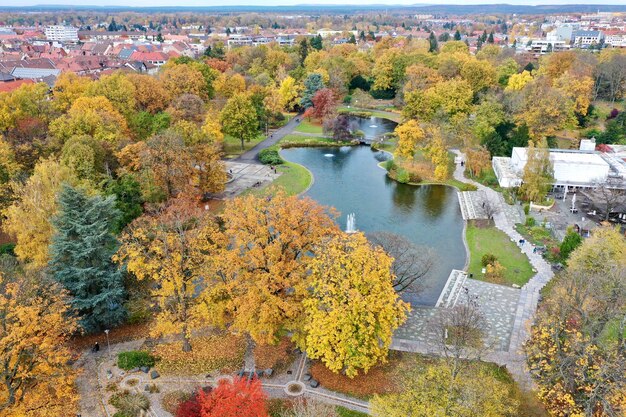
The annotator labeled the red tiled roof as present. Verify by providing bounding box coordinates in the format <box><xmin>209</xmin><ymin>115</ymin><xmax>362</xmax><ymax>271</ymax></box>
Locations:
<box><xmin>0</xmin><ymin>78</ymin><xmax>34</xmax><ymax>93</ymax></box>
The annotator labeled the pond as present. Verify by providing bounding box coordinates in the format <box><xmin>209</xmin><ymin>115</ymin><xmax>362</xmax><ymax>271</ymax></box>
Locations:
<box><xmin>281</xmin><ymin>145</ymin><xmax>466</xmax><ymax>306</ymax></box>
<box><xmin>347</xmin><ymin>115</ymin><xmax>398</xmax><ymax>140</ymax></box>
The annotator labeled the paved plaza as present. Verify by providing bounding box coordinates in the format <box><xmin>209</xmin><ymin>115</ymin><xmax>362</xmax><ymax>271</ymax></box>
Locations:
<box><xmin>207</xmin><ymin>161</ymin><xmax>281</xmax><ymax>199</ymax></box>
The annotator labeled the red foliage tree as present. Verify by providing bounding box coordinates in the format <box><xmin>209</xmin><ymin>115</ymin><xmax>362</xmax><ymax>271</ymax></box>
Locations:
<box><xmin>198</xmin><ymin>377</ymin><xmax>269</xmax><ymax>417</ymax></box>
<box><xmin>311</xmin><ymin>88</ymin><xmax>336</xmax><ymax>121</ymax></box>
<box><xmin>176</xmin><ymin>387</ymin><xmax>212</xmax><ymax>417</ymax></box>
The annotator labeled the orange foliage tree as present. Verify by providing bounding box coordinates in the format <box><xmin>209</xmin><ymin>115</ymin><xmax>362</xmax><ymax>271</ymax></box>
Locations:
<box><xmin>197</xmin><ymin>378</ymin><xmax>268</xmax><ymax>417</ymax></box>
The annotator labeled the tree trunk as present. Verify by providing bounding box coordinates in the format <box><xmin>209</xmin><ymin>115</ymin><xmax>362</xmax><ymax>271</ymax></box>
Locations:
<box><xmin>182</xmin><ymin>334</ymin><xmax>192</xmax><ymax>352</ymax></box>
<box><xmin>240</xmin><ymin>138</ymin><xmax>245</xmax><ymax>151</ymax></box>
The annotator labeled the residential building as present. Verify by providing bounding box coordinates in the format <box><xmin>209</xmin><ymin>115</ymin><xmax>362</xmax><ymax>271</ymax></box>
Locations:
<box><xmin>45</xmin><ymin>25</ymin><xmax>79</xmax><ymax>42</ymax></box>
<box><xmin>573</xmin><ymin>30</ymin><xmax>604</xmax><ymax>46</ymax></box>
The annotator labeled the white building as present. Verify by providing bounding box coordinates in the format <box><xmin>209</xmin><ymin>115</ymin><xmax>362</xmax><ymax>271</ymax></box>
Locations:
<box><xmin>573</xmin><ymin>30</ymin><xmax>604</xmax><ymax>46</ymax></box>
<box><xmin>45</xmin><ymin>25</ymin><xmax>79</xmax><ymax>42</ymax></box>
<box><xmin>493</xmin><ymin>146</ymin><xmax>613</xmax><ymax>189</ymax></box>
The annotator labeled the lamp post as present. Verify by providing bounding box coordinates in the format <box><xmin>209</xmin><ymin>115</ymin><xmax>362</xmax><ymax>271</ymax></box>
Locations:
<box><xmin>104</xmin><ymin>329</ymin><xmax>111</xmax><ymax>359</ymax></box>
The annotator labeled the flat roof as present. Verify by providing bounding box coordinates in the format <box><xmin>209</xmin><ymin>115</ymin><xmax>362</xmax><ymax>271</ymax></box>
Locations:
<box><xmin>512</xmin><ymin>147</ymin><xmax>610</xmax><ymax>167</ymax></box>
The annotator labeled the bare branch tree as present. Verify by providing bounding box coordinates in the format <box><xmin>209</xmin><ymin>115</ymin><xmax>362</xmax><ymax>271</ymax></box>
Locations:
<box><xmin>481</xmin><ymin>197</ymin><xmax>500</xmax><ymax>220</ymax></box>
<box><xmin>367</xmin><ymin>231</ymin><xmax>436</xmax><ymax>294</ymax></box>
<box><xmin>427</xmin><ymin>291</ymin><xmax>491</xmax><ymax>379</ymax></box>
<box><xmin>590</xmin><ymin>179</ymin><xmax>626</xmax><ymax>221</ymax></box>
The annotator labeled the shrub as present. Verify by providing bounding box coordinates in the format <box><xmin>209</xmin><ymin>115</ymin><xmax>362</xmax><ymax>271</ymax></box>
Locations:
<box><xmin>162</xmin><ymin>391</ymin><xmax>192</xmax><ymax>415</ymax></box>
<box><xmin>117</xmin><ymin>351</ymin><xmax>155</xmax><ymax>371</ymax></box>
<box><xmin>195</xmin><ymin>378</ymin><xmax>268</xmax><ymax>417</ymax></box>
<box><xmin>481</xmin><ymin>253</ymin><xmax>498</xmax><ymax>267</ymax></box>
<box><xmin>396</xmin><ymin>168</ymin><xmax>410</xmax><ymax>184</ymax></box>
<box><xmin>523</xmin><ymin>204</ymin><xmax>530</xmax><ymax>215</ymax></box>
<box><xmin>153</xmin><ymin>334</ymin><xmax>246</xmax><ymax>375</ymax></box>
<box><xmin>0</xmin><ymin>243</ymin><xmax>15</xmax><ymax>256</ymax></box>
<box><xmin>484</xmin><ymin>261</ymin><xmax>505</xmax><ymax>283</ymax></box>
<box><xmin>370</xmin><ymin>88</ymin><xmax>396</xmax><ymax>100</ymax></box>
<box><xmin>525</xmin><ymin>216</ymin><xmax>536</xmax><ymax>227</ymax></box>
<box><xmin>259</xmin><ymin>148</ymin><xmax>284</xmax><ymax>165</ymax></box>
<box><xmin>383</xmin><ymin>159</ymin><xmax>395</xmax><ymax>171</ymax></box>
<box><xmin>109</xmin><ymin>391</ymin><xmax>150</xmax><ymax>417</ymax></box>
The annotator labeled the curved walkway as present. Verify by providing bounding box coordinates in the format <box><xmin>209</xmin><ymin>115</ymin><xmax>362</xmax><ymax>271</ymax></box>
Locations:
<box><xmin>450</xmin><ymin>149</ymin><xmax>554</xmax><ymax>388</ymax></box>
<box><xmin>236</xmin><ymin>115</ymin><xmax>302</xmax><ymax>163</ymax></box>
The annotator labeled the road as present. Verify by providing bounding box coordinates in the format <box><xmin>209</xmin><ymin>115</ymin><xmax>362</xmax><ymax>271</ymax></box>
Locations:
<box><xmin>236</xmin><ymin>115</ymin><xmax>302</xmax><ymax>163</ymax></box>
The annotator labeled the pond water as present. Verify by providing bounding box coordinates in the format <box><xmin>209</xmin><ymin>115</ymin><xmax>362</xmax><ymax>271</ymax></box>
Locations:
<box><xmin>281</xmin><ymin>145</ymin><xmax>466</xmax><ymax>306</ymax></box>
<box><xmin>347</xmin><ymin>116</ymin><xmax>398</xmax><ymax>140</ymax></box>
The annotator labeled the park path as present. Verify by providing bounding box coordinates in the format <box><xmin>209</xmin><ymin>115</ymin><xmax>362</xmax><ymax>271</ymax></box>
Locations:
<box><xmin>236</xmin><ymin>115</ymin><xmax>302</xmax><ymax>163</ymax></box>
<box><xmin>450</xmin><ymin>149</ymin><xmax>554</xmax><ymax>388</ymax></box>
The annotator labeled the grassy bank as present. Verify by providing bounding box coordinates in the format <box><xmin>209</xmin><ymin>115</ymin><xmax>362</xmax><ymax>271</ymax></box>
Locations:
<box><xmin>222</xmin><ymin>134</ymin><xmax>264</xmax><ymax>158</ymax></box>
<box><xmin>243</xmin><ymin>160</ymin><xmax>312</xmax><ymax>197</ymax></box>
<box><xmin>337</xmin><ymin>106</ymin><xmax>401</xmax><ymax>122</ymax></box>
<box><xmin>466</xmin><ymin>221</ymin><xmax>534</xmax><ymax>286</ymax></box>
<box><xmin>294</xmin><ymin>120</ymin><xmax>324</xmax><ymax>134</ymax></box>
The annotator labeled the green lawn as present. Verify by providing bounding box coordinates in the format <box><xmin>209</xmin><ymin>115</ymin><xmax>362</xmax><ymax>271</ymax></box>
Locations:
<box><xmin>337</xmin><ymin>406</ymin><xmax>368</xmax><ymax>417</ymax></box>
<box><xmin>338</xmin><ymin>106</ymin><xmax>401</xmax><ymax>122</ymax></box>
<box><xmin>279</xmin><ymin>133</ymin><xmax>354</xmax><ymax>148</ymax></box>
<box><xmin>294</xmin><ymin>120</ymin><xmax>324</xmax><ymax>134</ymax></box>
<box><xmin>222</xmin><ymin>134</ymin><xmax>265</xmax><ymax>158</ymax></box>
<box><xmin>243</xmin><ymin>161</ymin><xmax>312</xmax><ymax>197</ymax></box>
<box><xmin>466</xmin><ymin>222</ymin><xmax>534</xmax><ymax>286</ymax></box>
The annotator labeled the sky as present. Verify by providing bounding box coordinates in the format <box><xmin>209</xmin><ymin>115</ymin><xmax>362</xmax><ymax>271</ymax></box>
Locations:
<box><xmin>4</xmin><ymin>0</ymin><xmax>626</xmax><ymax>6</ymax></box>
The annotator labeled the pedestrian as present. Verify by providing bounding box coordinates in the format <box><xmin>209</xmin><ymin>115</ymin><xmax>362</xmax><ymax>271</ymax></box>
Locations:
<box><xmin>93</xmin><ymin>342</ymin><xmax>100</xmax><ymax>353</ymax></box>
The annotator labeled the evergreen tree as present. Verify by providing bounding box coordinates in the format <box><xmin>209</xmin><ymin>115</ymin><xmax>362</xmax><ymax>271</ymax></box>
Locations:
<box><xmin>156</xmin><ymin>32</ymin><xmax>164</xmax><ymax>43</ymax></box>
<box><xmin>488</xmin><ymin>30</ymin><xmax>495</xmax><ymax>43</ymax></box>
<box><xmin>477</xmin><ymin>37</ymin><xmax>483</xmax><ymax>50</ymax></box>
<box><xmin>50</xmin><ymin>184</ymin><xmax>126</xmax><ymax>333</ymax></box>
<box><xmin>108</xmin><ymin>18</ymin><xmax>118</xmax><ymax>32</ymax></box>
<box><xmin>349</xmin><ymin>33</ymin><xmax>357</xmax><ymax>44</ymax></box>
<box><xmin>301</xmin><ymin>73</ymin><xmax>324</xmax><ymax>108</ymax></box>
<box><xmin>454</xmin><ymin>29</ymin><xmax>462</xmax><ymax>41</ymax></box>
<box><xmin>104</xmin><ymin>174</ymin><xmax>144</xmax><ymax>233</ymax></box>
<box><xmin>428</xmin><ymin>31</ymin><xmax>438</xmax><ymax>52</ymax></box>
<box><xmin>298</xmin><ymin>38</ymin><xmax>309</xmax><ymax>66</ymax></box>
<box><xmin>481</xmin><ymin>30</ymin><xmax>488</xmax><ymax>42</ymax></box>
<box><xmin>310</xmin><ymin>34</ymin><xmax>323</xmax><ymax>50</ymax></box>
<box><xmin>359</xmin><ymin>30</ymin><xmax>366</xmax><ymax>41</ymax></box>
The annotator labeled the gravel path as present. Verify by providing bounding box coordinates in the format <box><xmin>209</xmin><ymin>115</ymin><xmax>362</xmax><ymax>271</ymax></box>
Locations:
<box><xmin>451</xmin><ymin>149</ymin><xmax>554</xmax><ymax>389</ymax></box>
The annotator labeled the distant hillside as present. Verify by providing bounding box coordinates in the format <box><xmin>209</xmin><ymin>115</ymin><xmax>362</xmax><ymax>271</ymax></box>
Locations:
<box><xmin>2</xmin><ymin>3</ymin><xmax>626</xmax><ymax>15</ymax></box>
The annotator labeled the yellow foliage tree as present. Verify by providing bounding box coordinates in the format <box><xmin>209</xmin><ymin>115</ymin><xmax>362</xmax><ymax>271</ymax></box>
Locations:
<box><xmin>51</xmin><ymin>72</ymin><xmax>92</xmax><ymax>113</ymax></box>
<box><xmin>0</xmin><ymin>267</ymin><xmax>78</xmax><ymax>417</ymax></box>
<box><xmin>86</xmin><ymin>71</ymin><xmax>136</xmax><ymax>117</ymax></box>
<box><xmin>554</xmin><ymin>72</ymin><xmax>594</xmax><ymax>116</ymax></box>
<box><xmin>278</xmin><ymin>76</ymin><xmax>301</xmax><ymax>111</ymax></box>
<box><xmin>160</xmin><ymin>64</ymin><xmax>207</xmax><ymax>100</ymax></box>
<box><xmin>214</xmin><ymin>72</ymin><xmax>246</xmax><ymax>99</ymax></box>
<box><xmin>116</xmin><ymin>201</ymin><xmax>221</xmax><ymax>351</ymax></box>
<box><xmin>201</xmin><ymin>110</ymin><xmax>225</xmax><ymax>144</ymax></box>
<box><xmin>395</xmin><ymin>120</ymin><xmax>425</xmax><ymax>159</ymax></box>
<box><xmin>211</xmin><ymin>191</ymin><xmax>339</xmax><ymax>344</ymax></box>
<box><xmin>0</xmin><ymin>82</ymin><xmax>51</xmax><ymax>132</ymax></box>
<box><xmin>126</xmin><ymin>73</ymin><xmax>171</xmax><ymax>114</ymax></box>
<box><xmin>3</xmin><ymin>158</ymin><xmax>77</xmax><ymax>267</ymax></box>
<box><xmin>49</xmin><ymin>96</ymin><xmax>128</xmax><ymax>145</ymax></box>
<box><xmin>299</xmin><ymin>232</ymin><xmax>409</xmax><ymax>377</ymax></box>
<box><xmin>460</xmin><ymin>59</ymin><xmax>498</xmax><ymax>93</ymax></box>
<box><xmin>427</xmin><ymin>129</ymin><xmax>450</xmax><ymax>181</ymax></box>
<box><xmin>371</xmin><ymin>363</ymin><xmax>519</xmax><ymax>417</ymax></box>
<box><xmin>505</xmin><ymin>70</ymin><xmax>533</xmax><ymax>91</ymax></box>
<box><xmin>464</xmin><ymin>146</ymin><xmax>491</xmax><ymax>177</ymax></box>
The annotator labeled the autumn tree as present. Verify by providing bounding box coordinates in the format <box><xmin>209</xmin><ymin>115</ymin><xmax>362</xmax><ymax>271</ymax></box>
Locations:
<box><xmin>167</xmin><ymin>93</ymin><xmax>206</xmax><ymax>123</ymax></box>
<box><xmin>52</xmin><ymin>71</ymin><xmax>92</xmax><ymax>112</ymax></box>
<box><xmin>127</xmin><ymin>73</ymin><xmax>171</xmax><ymax>113</ymax></box>
<box><xmin>460</xmin><ymin>59</ymin><xmax>498</xmax><ymax>94</ymax></box>
<box><xmin>426</xmin><ymin>128</ymin><xmax>450</xmax><ymax>181</ymax></box>
<box><xmin>87</xmin><ymin>71</ymin><xmax>136</xmax><ymax>117</ymax></box>
<box><xmin>371</xmin><ymin>363</ymin><xmax>518</xmax><ymax>417</ymax></box>
<box><xmin>211</xmin><ymin>191</ymin><xmax>339</xmax><ymax>344</ymax></box>
<box><xmin>50</xmin><ymin>184</ymin><xmax>126</xmax><ymax>332</ymax></box>
<box><xmin>60</xmin><ymin>135</ymin><xmax>107</xmax><ymax>183</ymax></box>
<box><xmin>0</xmin><ymin>260</ymin><xmax>78</xmax><ymax>417</ymax></box>
<box><xmin>526</xmin><ymin>227</ymin><xmax>626</xmax><ymax>417</ymax></box>
<box><xmin>513</xmin><ymin>78</ymin><xmax>575</xmax><ymax>142</ymax></box>
<box><xmin>403</xmin><ymin>78</ymin><xmax>473</xmax><ymax>122</ymax></box>
<box><xmin>278</xmin><ymin>76</ymin><xmax>301</xmax><ymax>111</ymax></box>
<box><xmin>116</xmin><ymin>200</ymin><xmax>221</xmax><ymax>351</ymax></box>
<box><xmin>367</xmin><ymin>231</ymin><xmax>435</xmax><ymax>293</ymax></box>
<box><xmin>3</xmin><ymin>158</ymin><xmax>77</xmax><ymax>267</ymax></box>
<box><xmin>310</xmin><ymin>88</ymin><xmax>336</xmax><ymax>121</ymax></box>
<box><xmin>160</xmin><ymin>63</ymin><xmax>208</xmax><ymax>100</ymax></box>
<box><xmin>197</xmin><ymin>377</ymin><xmax>268</xmax><ymax>417</ymax></box>
<box><xmin>520</xmin><ymin>141</ymin><xmax>554</xmax><ymax>202</ymax></box>
<box><xmin>49</xmin><ymin>95</ymin><xmax>128</xmax><ymax>146</ymax></box>
<box><xmin>0</xmin><ymin>82</ymin><xmax>51</xmax><ymax>133</ymax></box>
<box><xmin>220</xmin><ymin>92</ymin><xmax>259</xmax><ymax>150</ymax></box>
<box><xmin>465</xmin><ymin>146</ymin><xmax>491</xmax><ymax>177</ymax></box>
<box><xmin>394</xmin><ymin>120</ymin><xmax>425</xmax><ymax>159</ymax></box>
<box><xmin>505</xmin><ymin>70</ymin><xmax>533</xmax><ymax>91</ymax></box>
<box><xmin>299</xmin><ymin>232</ymin><xmax>409</xmax><ymax>377</ymax></box>
<box><xmin>214</xmin><ymin>72</ymin><xmax>246</xmax><ymax>99</ymax></box>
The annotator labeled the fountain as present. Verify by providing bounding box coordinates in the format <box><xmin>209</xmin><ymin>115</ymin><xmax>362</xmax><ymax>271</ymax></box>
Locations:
<box><xmin>324</xmin><ymin>154</ymin><xmax>334</xmax><ymax>157</ymax></box>
<box><xmin>345</xmin><ymin>213</ymin><xmax>357</xmax><ymax>233</ymax></box>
